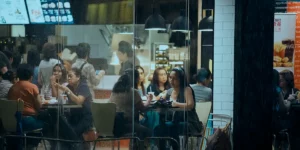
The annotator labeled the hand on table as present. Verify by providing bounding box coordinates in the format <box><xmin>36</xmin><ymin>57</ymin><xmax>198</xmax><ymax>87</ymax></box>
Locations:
<box><xmin>50</xmin><ymin>75</ymin><xmax>57</xmax><ymax>85</ymax></box>
<box><xmin>158</xmin><ymin>91</ymin><xmax>167</xmax><ymax>100</ymax></box>
<box><xmin>54</xmin><ymin>83</ymin><xmax>70</xmax><ymax>93</ymax></box>
<box><xmin>287</xmin><ymin>94</ymin><xmax>296</xmax><ymax>101</ymax></box>
<box><xmin>172</xmin><ymin>101</ymin><xmax>178</xmax><ymax>107</ymax></box>
<box><xmin>147</xmin><ymin>94</ymin><xmax>153</xmax><ymax>101</ymax></box>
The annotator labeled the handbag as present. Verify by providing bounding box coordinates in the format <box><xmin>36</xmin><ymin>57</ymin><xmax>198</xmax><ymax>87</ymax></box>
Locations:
<box><xmin>82</xmin><ymin>127</ymin><xmax>98</xmax><ymax>141</ymax></box>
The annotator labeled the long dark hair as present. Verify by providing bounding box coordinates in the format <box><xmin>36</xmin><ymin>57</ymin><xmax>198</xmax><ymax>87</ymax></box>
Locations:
<box><xmin>112</xmin><ymin>68</ymin><xmax>138</xmax><ymax>93</ymax></box>
<box><xmin>152</xmin><ymin>67</ymin><xmax>170</xmax><ymax>90</ymax></box>
<box><xmin>171</xmin><ymin>67</ymin><xmax>194</xmax><ymax>103</ymax></box>
<box><xmin>279</xmin><ymin>70</ymin><xmax>295</xmax><ymax>90</ymax></box>
<box><xmin>53</xmin><ymin>64</ymin><xmax>67</xmax><ymax>84</ymax></box>
<box><xmin>135</xmin><ymin>66</ymin><xmax>146</xmax><ymax>95</ymax></box>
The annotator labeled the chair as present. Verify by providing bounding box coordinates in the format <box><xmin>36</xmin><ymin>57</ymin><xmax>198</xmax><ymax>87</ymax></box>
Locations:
<box><xmin>91</xmin><ymin>102</ymin><xmax>117</xmax><ymax>150</ymax></box>
<box><xmin>195</xmin><ymin>101</ymin><xmax>212</xmax><ymax>127</ymax></box>
<box><xmin>0</xmin><ymin>99</ymin><xmax>47</xmax><ymax>150</ymax></box>
<box><xmin>194</xmin><ymin>101</ymin><xmax>212</xmax><ymax>150</ymax></box>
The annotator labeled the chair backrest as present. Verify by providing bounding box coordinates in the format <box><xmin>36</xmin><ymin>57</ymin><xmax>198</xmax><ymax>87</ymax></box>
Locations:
<box><xmin>195</xmin><ymin>101</ymin><xmax>212</xmax><ymax>126</ymax></box>
<box><xmin>91</xmin><ymin>102</ymin><xmax>116</xmax><ymax>137</ymax></box>
<box><xmin>0</xmin><ymin>100</ymin><xmax>24</xmax><ymax>132</ymax></box>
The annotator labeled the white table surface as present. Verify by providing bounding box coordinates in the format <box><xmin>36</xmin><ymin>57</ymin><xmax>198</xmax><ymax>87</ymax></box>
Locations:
<box><xmin>94</xmin><ymin>75</ymin><xmax>120</xmax><ymax>90</ymax></box>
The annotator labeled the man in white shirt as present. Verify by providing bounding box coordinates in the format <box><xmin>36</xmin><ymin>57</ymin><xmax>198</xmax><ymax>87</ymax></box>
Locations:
<box><xmin>72</xmin><ymin>43</ymin><xmax>105</xmax><ymax>98</ymax></box>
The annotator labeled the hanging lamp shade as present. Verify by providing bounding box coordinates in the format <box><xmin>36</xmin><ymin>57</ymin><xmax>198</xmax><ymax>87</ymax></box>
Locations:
<box><xmin>198</xmin><ymin>10</ymin><xmax>213</xmax><ymax>31</ymax></box>
<box><xmin>171</xmin><ymin>10</ymin><xmax>192</xmax><ymax>32</ymax></box>
<box><xmin>145</xmin><ymin>13</ymin><xmax>166</xmax><ymax>31</ymax></box>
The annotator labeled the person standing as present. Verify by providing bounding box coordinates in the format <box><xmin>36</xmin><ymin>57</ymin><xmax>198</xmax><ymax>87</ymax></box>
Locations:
<box><xmin>72</xmin><ymin>43</ymin><xmax>105</xmax><ymax>98</ymax></box>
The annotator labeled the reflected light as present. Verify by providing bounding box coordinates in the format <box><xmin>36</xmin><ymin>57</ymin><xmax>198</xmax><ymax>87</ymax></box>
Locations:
<box><xmin>110</xmin><ymin>51</ymin><xmax>120</xmax><ymax>65</ymax></box>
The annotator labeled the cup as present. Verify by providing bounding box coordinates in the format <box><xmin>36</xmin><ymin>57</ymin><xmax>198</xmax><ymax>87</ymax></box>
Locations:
<box><xmin>40</xmin><ymin>95</ymin><xmax>45</xmax><ymax>103</ymax></box>
<box><xmin>61</xmin><ymin>94</ymin><xmax>67</xmax><ymax>104</ymax></box>
<box><xmin>148</xmin><ymin>92</ymin><xmax>154</xmax><ymax>99</ymax></box>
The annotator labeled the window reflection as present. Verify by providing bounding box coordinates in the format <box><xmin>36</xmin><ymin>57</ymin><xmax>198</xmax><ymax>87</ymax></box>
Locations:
<box><xmin>0</xmin><ymin>0</ymin><xmax>218</xmax><ymax>149</ymax></box>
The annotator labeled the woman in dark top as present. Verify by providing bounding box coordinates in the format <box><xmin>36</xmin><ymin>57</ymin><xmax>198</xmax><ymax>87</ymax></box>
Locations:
<box><xmin>110</xmin><ymin>68</ymin><xmax>152</xmax><ymax>140</ymax></box>
<box><xmin>167</xmin><ymin>67</ymin><xmax>203</xmax><ymax>134</ymax></box>
<box><xmin>273</xmin><ymin>69</ymin><xmax>291</xmax><ymax>150</ymax></box>
<box><xmin>279</xmin><ymin>70</ymin><xmax>299</xmax><ymax>100</ymax></box>
<box><xmin>56</xmin><ymin>68</ymin><xmax>93</xmax><ymax>140</ymax></box>
<box><xmin>147</xmin><ymin>67</ymin><xmax>171</xmax><ymax>100</ymax></box>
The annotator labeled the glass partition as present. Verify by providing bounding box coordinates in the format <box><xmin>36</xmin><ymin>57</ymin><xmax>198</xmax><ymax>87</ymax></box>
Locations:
<box><xmin>0</xmin><ymin>0</ymin><xmax>214</xmax><ymax>149</ymax></box>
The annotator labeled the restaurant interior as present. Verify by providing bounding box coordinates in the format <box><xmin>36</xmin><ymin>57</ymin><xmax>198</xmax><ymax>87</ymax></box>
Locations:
<box><xmin>0</xmin><ymin>0</ymin><xmax>225</xmax><ymax>149</ymax></box>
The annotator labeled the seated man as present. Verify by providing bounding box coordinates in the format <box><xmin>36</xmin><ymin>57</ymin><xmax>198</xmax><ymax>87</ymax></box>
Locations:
<box><xmin>8</xmin><ymin>64</ymin><xmax>43</xmax><ymax>131</ymax></box>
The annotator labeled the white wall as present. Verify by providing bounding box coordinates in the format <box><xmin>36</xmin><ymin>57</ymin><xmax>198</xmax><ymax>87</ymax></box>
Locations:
<box><xmin>213</xmin><ymin>0</ymin><xmax>235</xmax><ymax>121</ymax></box>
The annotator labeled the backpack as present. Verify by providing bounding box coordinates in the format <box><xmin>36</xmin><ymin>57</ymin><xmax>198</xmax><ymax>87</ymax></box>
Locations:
<box><xmin>206</xmin><ymin>123</ymin><xmax>232</xmax><ymax>150</ymax></box>
<box><xmin>79</xmin><ymin>62</ymin><xmax>88</xmax><ymax>80</ymax></box>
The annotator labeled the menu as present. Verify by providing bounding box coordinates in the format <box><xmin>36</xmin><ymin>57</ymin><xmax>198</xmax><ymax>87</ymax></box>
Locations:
<box><xmin>0</xmin><ymin>0</ymin><xmax>29</xmax><ymax>24</ymax></box>
<box><xmin>26</xmin><ymin>0</ymin><xmax>45</xmax><ymax>23</ymax></box>
<box><xmin>26</xmin><ymin>0</ymin><xmax>74</xmax><ymax>24</ymax></box>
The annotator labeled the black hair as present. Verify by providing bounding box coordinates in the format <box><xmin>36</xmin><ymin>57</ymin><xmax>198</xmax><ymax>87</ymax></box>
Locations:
<box><xmin>12</xmin><ymin>51</ymin><xmax>21</xmax><ymax>70</ymax></box>
<box><xmin>0</xmin><ymin>61</ymin><xmax>6</xmax><ymax>69</ymax></box>
<box><xmin>53</xmin><ymin>64</ymin><xmax>67</xmax><ymax>84</ymax></box>
<box><xmin>280</xmin><ymin>70</ymin><xmax>295</xmax><ymax>89</ymax></box>
<box><xmin>70</xmin><ymin>67</ymin><xmax>82</xmax><ymax>79</ymax></box>
<box><xmin>3</xmin><ymin>50</ymin><xmax>13</xmax><ymax>59</ymax></box>
<box><xmin>112</xmin><ymin>68</ymin><xmax>138</xmax><ymax>93</ymax></box>
<box><xmin>135</xmin><ymin>66</ymin><xmax>146</xmax><ymax>95</ymax></box>
<box><xmin>118</xmin><ymin>41</ymin><xmax>133</xmax><ymax>57</ymax></box>
<box><xmin>152</xmin><ymin>67</ymin><xmax>171</xmax><ymax>90</ymax></box>
<box><xmin>17</xmin><ymin>64</ymin><xmax>33</xmax><ymax>81</ymax></box>
<box><xmin>27</xmin><ymin>50</ymin><xmax>41</xmax><ymax>67</ymax></box>
<box><xmin>42</xmin><ymin>43</ymin><xmax>56</xmax><ymax>61</ymax></box>
<box><xmin>194</xmin><ymin>68</ymin><xmax>212</xmax><ymax>83</ymax></box>
<box><xmin>171</xmin><ymin>67</ymin><xmax>190</xmax><ymax>102</ymax></box>
<box><xmin>76</xmin><ymin>43</ymin><xmax>90</xmax><ymax>59</ymax></box>
<box><xmin>2</xmin><ymin>70</ymin><xmax>16</xmax><ymax>83</ymax></box>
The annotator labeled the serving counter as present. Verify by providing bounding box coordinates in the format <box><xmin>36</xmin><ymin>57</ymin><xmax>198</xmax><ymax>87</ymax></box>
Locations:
<box><xmin>94</xmin><ymin>75</ymin><xmax>120</xmax><ymax>99</ymax></box>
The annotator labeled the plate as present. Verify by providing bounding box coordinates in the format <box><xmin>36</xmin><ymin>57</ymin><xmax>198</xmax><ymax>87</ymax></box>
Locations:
<box><xmin>48</xmin><ymin>99</ymin><xmax>58</xmax><ymax>104</ymax></box>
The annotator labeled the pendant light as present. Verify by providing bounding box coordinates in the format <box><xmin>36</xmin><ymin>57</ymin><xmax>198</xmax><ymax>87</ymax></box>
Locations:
<box><xmin>171</xmin><ymin>10</ymin><xmax>192</xmax><ymax>33</ymax></box>
<box><xmin>198</xmin><ymin>9</ymin><xmax>213</xmax><ymax>31</ymax></box>
<box><xmin>145</xmin><ymin>1</ymin><xmax>166</xmax><ymax>31</ymax></box>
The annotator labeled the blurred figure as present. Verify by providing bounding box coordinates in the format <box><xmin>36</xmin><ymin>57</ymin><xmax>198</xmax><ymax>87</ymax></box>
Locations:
<box><xmin>0</xmin><ymin>70</ymin><xmax>16</xmax><ymax>98</ymax></box>
<box><xmin>0</xmin><ymin>61</ymin><xmax>8</xmax><ymax>75</ymax></box>
<box><xmin>38</xmin><ymin>43</ymin><xmax>61</xmax><ymax>100</ymax></box>
<box><xmin>55</xmin><ymin>68</ymin><xmax>93</xmax><ymax>149</ymax></box>
<box><xmin>117</xmin><ymin>41</ymin><xmax>140</xmax><ymax>75</ymax></box>
<box><xmin>191</xmin><ymin>68</ymin><xmax>212</xmax><ymax>102</ymax></box>
<box><xmin>72</xmin><ymin>43</ymin><xmax>105</xmax><ymax>98</ymax></box>
<box><xmin>279</xmin><ymin>70</ymin><xmax>298</xmax><ymax>100</ymax></box>
<box><xmin>8</xmin><ymin>64</ymin><xmax>43</xmax><ymax>131</ymax></box>
<box><xmin>0</xmin><ymin>51</ymin><xmax>11</xmax><ymax>70</ymax></box>
<box><xmin>109</xmin><ymin>68</ymin><xmax>152</xmax><ymax>140</ymax></box>
<box><xmin>55</xmin><ymin>43</ymin><xmax>72</xmax><ymax>71</ymax></box>
<box><xmin>27</xmin><ymin>50</ymin><xmax>41</xmax><ymax>87</ymax></box>
<box><xmin>3</xmin><ymin>50</ymin><xmax>13</xmax><ymax>65</ymax></box>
